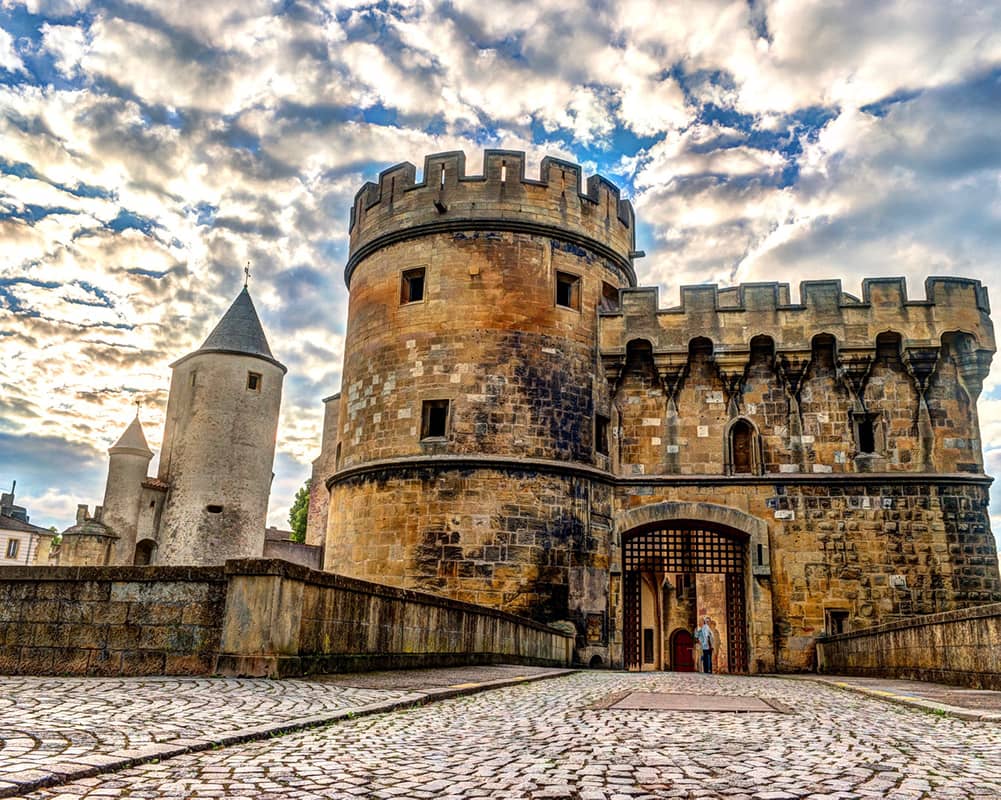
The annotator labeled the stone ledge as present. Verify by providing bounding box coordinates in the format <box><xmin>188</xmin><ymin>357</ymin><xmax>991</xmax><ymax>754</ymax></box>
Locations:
<box><xmin>818</xmin><ymin>602</ymin><xmax>1001</xmax><ymax>642</ymax></box>
<box><xmin>327</xmin><ymin>455</ymin><xmax>995</xmax><ymax>489</ymax></box>
<box><xmin>0</xmin><ymin>565</ymin><xmax>226</xmax><ymax>582</ymax></box>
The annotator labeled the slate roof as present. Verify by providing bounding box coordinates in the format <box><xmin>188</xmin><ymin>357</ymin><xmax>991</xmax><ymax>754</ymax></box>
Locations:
<box><xmin>0</xmin><ymin>513</ymin><xmax>55</xmax><ymax>536</ymax></box>
<box><xmin>110</xmin><ymin>414</ymin><xmax>153</xmax><ymax>456</ymax></box>
<box><xmin>199</xmin><ymin>287</ymin><xmax>275</xmax><ymax>360</ymax></box>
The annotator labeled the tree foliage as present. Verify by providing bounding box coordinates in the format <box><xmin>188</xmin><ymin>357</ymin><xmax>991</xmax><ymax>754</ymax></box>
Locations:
<box><xmin>288</xmin><ymin>481</ymin><xmax>310</xmax><ymax>543</ymax></box>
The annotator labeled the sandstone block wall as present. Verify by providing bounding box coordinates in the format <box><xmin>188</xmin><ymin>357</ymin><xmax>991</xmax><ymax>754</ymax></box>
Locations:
<box><xmin>317</xmin><ymin>149</ymin><xmax>998</xmax><ymax>672</ymax></box>
<box><xmin>816</xmin><ymin>602</ymin><xmax>1001</xmax><ymax>689</ymax></box>
<box><xmin>0</xmin><ymin>560</ymin><xmax>572</xmax><ymax>677</ymax></box>
<box><xmin>612</xmin><ymin>480</ymin><xmax>999</xmax><ymax>671</ymax></box>
<box><xmin>216</xmin><ymin>559</ymin><xmax>574</xmax><ymax>677</ymax></box>
<box><xmin>0</xmin><ymin>566</ymin><xmax>226</xmax><ymax>675</ymax></box>
<box><xmin>329</xmin><ymin>465</ymin><xmax>613</xmax><ymax>630</ymax></box>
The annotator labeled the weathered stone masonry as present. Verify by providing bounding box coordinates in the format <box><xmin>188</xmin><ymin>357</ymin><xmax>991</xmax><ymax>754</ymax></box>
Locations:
<box><xmin>313</xmin><ymin>149</ymin><xmax>1000</xmax><ymax>673</ymax></box>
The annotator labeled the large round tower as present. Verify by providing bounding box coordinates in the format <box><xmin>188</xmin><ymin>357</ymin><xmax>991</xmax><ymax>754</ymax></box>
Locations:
<box><xmin>326</xmin><ymin>150</ymin><xmax>637</xmax><ymax>634</ymax></box>
<box><xmin>155</xmin><ymin>287</ymin><xmax>285</xmax><ymax>565</ymax></box>
<box><xmin>103</xmin><ymin>413</ymin><xmax>154</xmax><ymax>564</ymax></box>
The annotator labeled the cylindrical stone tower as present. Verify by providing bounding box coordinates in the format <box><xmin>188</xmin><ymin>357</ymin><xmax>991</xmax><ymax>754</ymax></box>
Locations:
<box><xmin>103</xmin><ymin>414</ymin><xmax>154</xmax><ymax>564</ymax></box>
<box><xmin>326</xmin><ymin>150</ymin><xmax>637</xmax><ymax>638</ymax></box>
<box><xmin>156</xmin><ymin>287</ymin><xmax>286</xmax><ymax>565</ymax></box>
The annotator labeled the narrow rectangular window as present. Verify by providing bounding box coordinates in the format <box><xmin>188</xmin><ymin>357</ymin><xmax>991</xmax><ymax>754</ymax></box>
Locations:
<box><xmin>401</xmin><ymin>267</ymin><xmax>426</xmax><ymax>304</ymax></box>
<box><xmin>599</xmin><ymin>281</ymin><xmax>619</xmax><ymax>312</ymax></box>
<box><xmin>643</xmin><ymin>628</ymin><xmax>655</xmax><ymax>664</ymax></box>
<box><xmin>555</xmin><ymin>271</ymin><xmax>580</xmax><ymax>310</ymax></box>
<box><xmin>421</xmin><ymin>399</ymin><xmax>449</xmax><ymax>440</ymax></box>
<box><xmin>595</xmin><ymin>414</ymin><xmax>610</xmax><ymax>455</ymax></box>
<box><xmin>247</xmin><ymin>372</ymin><xmax>262</xmax><ymax>392</ymax></box>
<box><xmin>5</xmin><ymin>539</ymin><xmax>18</xmax><ymax>559</ymax></box>
<box><xmin>853</xmin><ymin>412</ymin><xmax>877</xmax><ymax>454</ymax></box>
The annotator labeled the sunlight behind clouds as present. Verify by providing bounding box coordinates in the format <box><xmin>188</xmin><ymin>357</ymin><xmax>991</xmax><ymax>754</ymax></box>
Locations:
<box><xmin>0</xmin><ymin>0</ymin><xmax>998</xmax><ymax>556</ymax></box>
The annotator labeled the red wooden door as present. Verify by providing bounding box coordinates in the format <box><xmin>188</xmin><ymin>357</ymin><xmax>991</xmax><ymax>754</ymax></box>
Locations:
<box><xmin>672</xmin><ymin>629</ymin><xmax>695</xmax><ymax>672</ymax></box>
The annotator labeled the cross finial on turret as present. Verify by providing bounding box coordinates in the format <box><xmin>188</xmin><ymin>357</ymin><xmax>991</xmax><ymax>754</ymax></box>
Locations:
<box><xmin>134</xmin><ymin>397</ymin><xmax>142</xmax><ymax>415</ymax></box>
<box><xmin>244</xmin><ymin>262</ymin><xmax>251</xmax><ymax>288</ymax></box>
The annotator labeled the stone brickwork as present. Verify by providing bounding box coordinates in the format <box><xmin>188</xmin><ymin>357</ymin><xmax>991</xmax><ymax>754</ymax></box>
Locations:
<box><xmin>0</xmin><ymin>565</ymin><xmax>226</xmax><ymax>675</ymax></box>
<box><xmin>817</xmin><ymin>601</ymin><xmax>1001</xmax><ymax>689</ymax></box>
<box><xmin>216</xmin><ymin>559</ymin><xmax>574</xmax><ymax>677</ymax></box>
<box><xmin>0</xmin><ymin>560</ymin><xmax>572</xmax><ymax>677</ymax></box>
<box><xmin>312</xmin><ymin>150</ymin><xmax>999</xmax><ymax>673</ymax></box>
<box><xmin>329</xmin><ymin>465</ymin><xmax>613</xmax><ymax>628</ymax></box>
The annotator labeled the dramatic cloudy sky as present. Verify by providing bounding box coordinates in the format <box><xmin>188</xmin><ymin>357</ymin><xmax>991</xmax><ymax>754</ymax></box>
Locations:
<box><xmin>1</xmin><ymin>0</ymin><xmax>1000</xmax><ymax>552</ymax></box>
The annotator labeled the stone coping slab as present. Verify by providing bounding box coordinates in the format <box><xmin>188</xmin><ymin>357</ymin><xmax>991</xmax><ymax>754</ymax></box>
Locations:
<box><xmin>0</xmin><ymin>666</ymin><xmax>575</xmax><ymax>798</ymax></box>
<box><xmin>784</xmin><ymin>674</ymin><xmax>1001</xmax><ymax>722</ymax></box>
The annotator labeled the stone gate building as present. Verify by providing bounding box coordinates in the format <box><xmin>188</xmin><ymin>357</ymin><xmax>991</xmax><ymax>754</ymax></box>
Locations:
<box><xmin>307</xmin><ymin>149</ymin><xmax>1000</xmax><ymax>672</ymax></box>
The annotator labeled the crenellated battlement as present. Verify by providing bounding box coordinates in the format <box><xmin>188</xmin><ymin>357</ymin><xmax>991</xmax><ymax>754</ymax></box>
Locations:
<box><xmin>346</xmin><ymin>150</ymin><xmax>637</xmax><ymax>287</ymax></box>
<box><xmin>601</xmin><ymin>276</ymin><xmax>995</xmax><ymax>377</ymax></box>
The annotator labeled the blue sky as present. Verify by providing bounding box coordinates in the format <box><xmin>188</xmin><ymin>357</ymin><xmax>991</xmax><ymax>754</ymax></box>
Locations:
<box><xmin>0</xmin><ymin>0</ymin><xmax>1000</xmax><ymax>556</ymax></box>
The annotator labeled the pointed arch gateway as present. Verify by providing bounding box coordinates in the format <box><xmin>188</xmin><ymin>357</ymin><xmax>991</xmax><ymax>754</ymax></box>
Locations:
<box><xmin>615</xmin><ymin>502</ymin><xmax>773</xmax><ymax>674</ymax></box>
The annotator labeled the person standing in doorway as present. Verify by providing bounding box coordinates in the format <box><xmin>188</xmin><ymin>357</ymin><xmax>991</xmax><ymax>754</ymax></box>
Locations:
<box><xmin>695</xmin><ymin>616</ymin><xmax>716</xmax><ymax>674</ymax></box>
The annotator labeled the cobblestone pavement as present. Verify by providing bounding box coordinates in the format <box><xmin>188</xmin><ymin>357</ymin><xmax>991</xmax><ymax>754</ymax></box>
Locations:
<box><xmin>0</xmin><ymin>666</ymin><xmax>563</xmax><ymax>795</ymax></box>
<box><xmin>15</xmin><ymin>671</ymin><xmax>1001</xmax><ymax>800</ymax></box>
<box><xmin>0</xmin><ymin>675</ymin><xmax>413</xmax><ymax>777</ymax></box>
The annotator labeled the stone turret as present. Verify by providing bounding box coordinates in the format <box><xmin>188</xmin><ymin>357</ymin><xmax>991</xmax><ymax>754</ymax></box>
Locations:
<box><xmin>58</xmin><ymin>504</ymin><xmax>115</xmax><ymax>566</ymax></box>
<box><xmin>155</xmin><ymin>286</ymin><xmax>285</xmax><ymax>565</ymax></box>
<box><xmin>325</xmin><ymin>150</ymin><xmax>637</xmax><ymax>622</ymax></box>
<box><xmin>102</xmin><ymin>413</ymin><xmax>154</xmax><ymax>564</ymax></box>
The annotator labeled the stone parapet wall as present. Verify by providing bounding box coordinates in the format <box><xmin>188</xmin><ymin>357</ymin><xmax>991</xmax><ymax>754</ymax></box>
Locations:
<box><xmin>816</xmin><ymin>602</ymin><xmax>1001</xmax><ymax>690</ymax></box>
<box><xmin>347</xmin><ymin>150</ymin><xmax>636</xmax><ymax>287</ymax></box>
<box><xmin>0</xmin><ymin>560</ymin><xmax>573</xmax><ymax>677</ymax></box>
<box><xmin>0</xmin><ymin>565</ymin><xmax>226</xmax><ymax>675</ymax></box>
<box><xmin>216</xmin><ymin>559</ymin><xmax>574</xmax><ymax>678</ymax></box>
<box><xmin>602</xmin><ymin>277</ymin><xmax>994</xmax><ymax>354</ymax></box>
<box><xmin>262</xmin><ymin>538</ymin><xmax>324</xmax><ymax>571</ymax></box>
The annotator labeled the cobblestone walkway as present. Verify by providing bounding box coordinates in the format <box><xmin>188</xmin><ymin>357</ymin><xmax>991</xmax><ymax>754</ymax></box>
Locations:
<box><xmin>13</xmin><ymin>671</ymin><xmax>1001</xmax><ymax>800</ymax></box>
<box><xmin>0</xmin><ymin>675</ymin><xmax>413</xmax><ymax>777</ymax></box>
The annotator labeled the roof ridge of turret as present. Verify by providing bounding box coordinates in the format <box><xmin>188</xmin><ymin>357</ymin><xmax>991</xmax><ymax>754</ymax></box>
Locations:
<box><xmin>110</xmin><ymin>413</ymin><xmax>153</xmax><ymax>457</ymax></box>
<box><xmin>198</xmin><ymin>286</ymin><xmax>276</xmax><ymax>360</ymax></box>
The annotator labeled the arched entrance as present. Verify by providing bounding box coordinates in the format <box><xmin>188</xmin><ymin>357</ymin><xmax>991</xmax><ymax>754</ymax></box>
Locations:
<box><xmin>622</xmin><ymin>523</ymin><xmax>749</xmax><ymax>672</ymax></box>
<box><xmin>134</xmin><ymin>539</ymin><xmax>157</xmax><ymax>565</ymax></box>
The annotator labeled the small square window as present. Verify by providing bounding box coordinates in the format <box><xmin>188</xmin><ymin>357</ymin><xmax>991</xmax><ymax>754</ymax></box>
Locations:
<box><xmin>555</xmin><ymin>271</ymin><xmax>580</xmax><ymax>310</ymax></box>
<box><xmin>421</xmin><ymin>399</ymin><xmax>449</xmax><ymax>440</ymax></box>
<box><xmin>247</xmin><ymin>372</ymin><xmax>262</xmax><ymax>392</ymax></box>
<box><xmin>5</xmin><ymin>539</ymin><xmax>18</xmax><ymax>559</ymax></box>
<box><xmin>401</xmin><ymin>267</ymin><xmax>426</xmax><ymax>304</ymax></box>
<box><xmin>826</xmin><ymin>609</ymin><xmax>849</xmax><ymax>635</ymax></box>
<box><xmin>595</xmin><ymin>414</ymin><xmax>610</xmax><ymax>455</ymax></box>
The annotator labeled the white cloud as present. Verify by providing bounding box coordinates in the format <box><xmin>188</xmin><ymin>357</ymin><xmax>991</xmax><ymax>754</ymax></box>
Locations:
<box><xmin>0</xmin><ymin>25</ymin><xmax>24</xmax><ymax>73</ymax></box>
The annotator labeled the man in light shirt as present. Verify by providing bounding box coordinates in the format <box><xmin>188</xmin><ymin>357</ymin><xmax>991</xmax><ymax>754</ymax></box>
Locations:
<box><xmin>695</xmin><ymin>616</ymin><xmax>716</xmax><ymax>674</ymax></box>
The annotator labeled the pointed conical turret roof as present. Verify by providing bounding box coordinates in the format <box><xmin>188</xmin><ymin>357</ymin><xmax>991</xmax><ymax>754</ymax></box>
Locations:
<box><xmin>109</xmin><ymin>414</ymin><xmax>154</xmax><ymax>458</ymax></box>
<box><xmin>199</xmin><ymin>287</ymin><xmax>275</xmax><ymax>359</ymax></box>
<box><xmin>171</xmin><ymin>285</ymin><xmax>286</xmax><ymax>372</ymax></box>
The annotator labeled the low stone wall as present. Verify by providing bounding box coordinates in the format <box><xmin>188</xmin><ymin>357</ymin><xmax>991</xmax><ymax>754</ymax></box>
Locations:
<box><xmin>216</xmin><ymin>559</ymin><xmax>575</xmax><ymax>677</ymax></box>
<box><xmin>262</xmin><ymin>538</ymin><xmax>323</xmax><ymax>571</ymax></box>
<box><xmin>0</xmin><ymin>560</ymin><xmax>573</xmax><ymax>677</ymax></box>
<box><xmin>816</xmin><ymin>602</ymin><xmax>1001</xmax><ymax>689</ymax></box>
<box><xmin>0</xmin><ymin>565</ymin><xmax>226</xmax><ymax>675</ymax></box>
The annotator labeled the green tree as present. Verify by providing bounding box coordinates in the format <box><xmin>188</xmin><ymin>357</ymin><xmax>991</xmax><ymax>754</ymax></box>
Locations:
<box><xmin>288</xmin><ymin>481</ymin><xmax>310</xmax><ymax>543</ymax></box>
